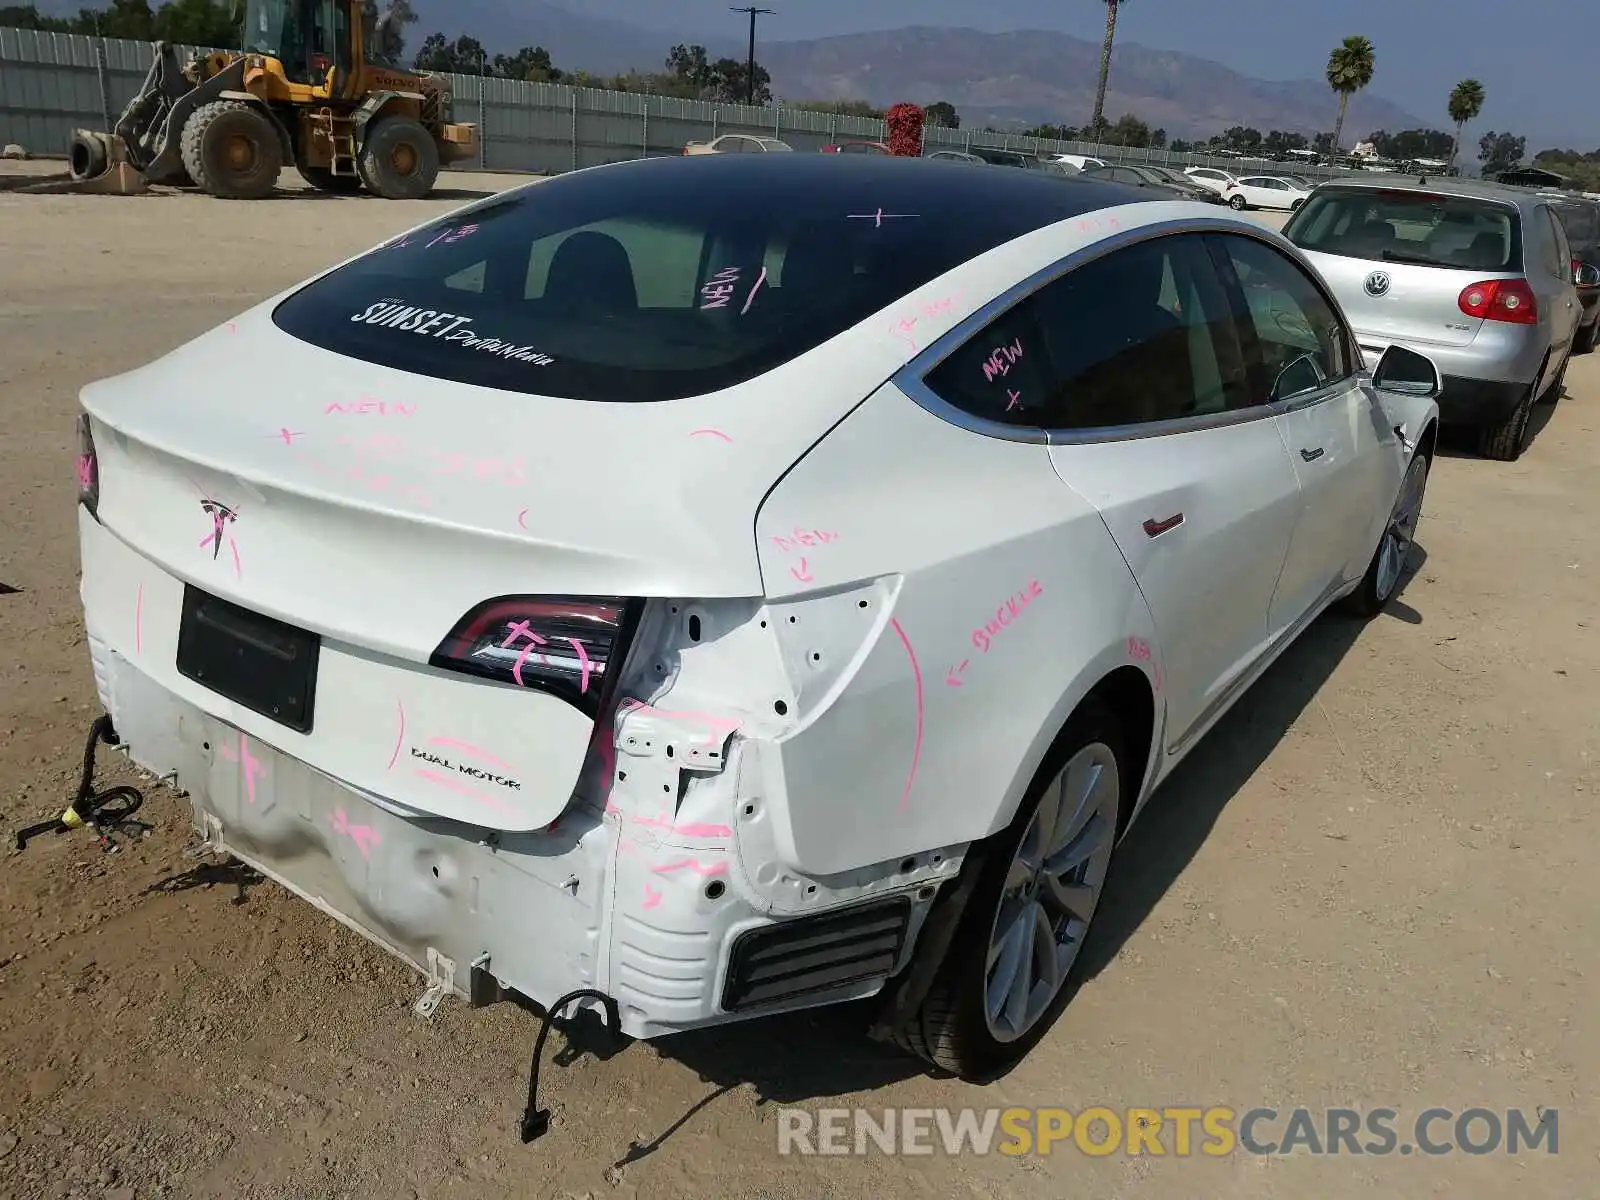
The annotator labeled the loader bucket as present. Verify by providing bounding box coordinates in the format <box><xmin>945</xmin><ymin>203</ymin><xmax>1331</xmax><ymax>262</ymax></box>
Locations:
<box><xmin>18</xmin><ymin>130</ymin><xmax>151</xmax><ymax>195</ymax></box>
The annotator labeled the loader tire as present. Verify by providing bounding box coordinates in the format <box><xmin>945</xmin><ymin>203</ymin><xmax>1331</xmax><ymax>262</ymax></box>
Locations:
<box><xmin>357</xmin><ymin>116</ymin><xmax>439</xmax><ymax>200</ymax></box>
<box><xmin>182</xmin><ymin>100</ymin><xmax>282</xmax><ymax>200</ymax></box>
<box><xmin>68</xmin><ymin>132</ymin><xmax>108</xmax><ymax>182</ymax></box>
<box><xmin>301</xmin><ymin>166</ymin><xmax>364</xmax><ymax>194</ymax></box>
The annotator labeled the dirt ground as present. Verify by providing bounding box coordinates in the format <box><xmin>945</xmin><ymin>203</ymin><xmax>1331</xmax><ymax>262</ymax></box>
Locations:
<box><xmin>0</xmin><ymin>166</ymin><xmax>1594</xmax><ymax>1200</ymax></box>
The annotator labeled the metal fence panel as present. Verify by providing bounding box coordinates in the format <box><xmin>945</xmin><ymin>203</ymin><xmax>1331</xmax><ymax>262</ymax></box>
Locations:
<box><xmin>1</xmin><ymin>25</ymin><xmax>1359</xmax><ymax>184</ymax></box>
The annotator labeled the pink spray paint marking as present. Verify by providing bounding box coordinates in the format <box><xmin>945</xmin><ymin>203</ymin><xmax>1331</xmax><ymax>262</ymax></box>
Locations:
<box><xmin>332</xmin><ymin>808</ymin><xmax>382</xmax><ymax>859</ymax></box>
<box><xmin>1006</xmin><ymin>389</ymin><xmax>1022</xmax><ymax>412</ymax></box>
<box><xmin>673</xmin><ymin>822</ymin><xmax>734</xmax><ymax>838</ymax></box>
<box><xmin>1125</xmin><ymin>636</ymin><xmax>1152</xmax><ymax>662</ymax></box>
<box><xmin>699</xmin><ymin>266</ymin><xmax>741</xmax><ymax>310</ymax></box>
<box><xmin>971</xmin><ymin>579</ymin><xmax>1045</xmax><ymax>654</ymax></box>
<box><xmin>981</xmin><ymin>337</ymin><xmax>1025</xmax><ymax>383</ymax></box>
<box><xmin>517</xmin><ymin>507</ymin><xmax>530</xmax><ymax>530</ymax></box>
<box><xmin>429</xmin><ymin>737</ymin><xmax>519</xmax><ymax>775</ymax></box>
<box><xmin>652</xmin><ymin>858</ymin><xmax>729</xmax><ymax>878</ymax></box>
<box><xmin>428</xmin><ymin>448</ymin><xmax>526</xmax><ymax>487</ymax></box>
<box><xmin>422</xmin><ymin>222</ymin><xmax>480</xmax><ymax>249</ymax></box>
<box><xmin>196</xmin><ymin>495</ymin><xmax>243</xmax><ymax>580</ymax></box>
<box><xmin>888</xmin><ymin>293</ymin><xmax>963</xmax><ymax>354</ymax></box>
<box><xmin>274</xmin><ymin>428</ymin><xmax>306</xmax><ymax>446</ymax></box>
<box><xmin>771</xmin><ymin>529</ymin><xmax>840</xmax><ymax>555</ymax></box>
<box><xmin>741</xmin><ymin>266</ymin><xmax>768</xmax><ymax>314</ymax></box>
<box><xmin>413</xmin><ymin>768</ymin><xmax>518</xmax><ymax>815</ymax></box>
<box><xmin>225</xmin><ymin>322</ymin><xmax>237</xmax><ymax>334</ymax></box>
<box><xmin>567</xmin><ymin>636</ymin><xmax>592</xmax><ymax>695</ymax></box>
<box><xmin>238</xmin><ymin>734</ymin><xmax>266</xmax><ymax>805</ymax></box>
<box><xmin>387</xmin><ymin>698</ymin><xmax>406</xmax><ymax>770</ymax></box>
<box><xmin>75</xmin><ymin>454</ymin><xmax>95</xmax><ymax>490</ymax></box>
<box><xmin>891</xmin><ymin>316</ymin><xmax>921</xmax><ymax>353</ymax></box>
<box><xmin>790</xmin><ymin>557</ymin><xmax>814</xmax><ymax>584</ymax></box>
<box><xmin>324</xmin><ymin>398</ymin><xmax>416</xmax><ymax>417</ymax></box>
<box><xmin>945</xmin><ymin>659</ymin><xmax>968</xmax><ymax>688</ymax></box>
<box><xmin>688</xmin><ymin>428</ymin><xmax>733</xmax><ymax>443</ymax></box>
<box><xmin>501</xmin><ymin>621</ymin><xmax>549</xmax><ymax>687</ymax></box>
<box><xmin>889</xmin><ymin>617</ymin><xmax>925</xmax><ymax>813</ymax></box>
<box><xmin>134</xmin><ymin>583</ymin><xmax>144</xmax><ymax>656</ymax></box>
<box><xmin>642</xmin><ymin>884</ymin><xmax>664</xmax><ymax>909</ymax></box>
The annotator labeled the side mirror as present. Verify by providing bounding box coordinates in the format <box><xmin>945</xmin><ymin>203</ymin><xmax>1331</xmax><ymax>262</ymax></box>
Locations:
<box><xmin>1371</xmin><ymin>344</ymin><xmax>1442</xmax><ymax>399</ymax></box>
<box><xmin>1575</xmin><ymin>263</ymin><xmax>1600</xmax><ymax>288</ymax></box>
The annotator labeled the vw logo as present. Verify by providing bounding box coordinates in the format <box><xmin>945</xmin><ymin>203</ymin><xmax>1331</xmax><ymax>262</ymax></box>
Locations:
<box><xmin>1365</xmin><ymin>271</ymin><xmax>1391</xmax><ymax>298</ymax></box>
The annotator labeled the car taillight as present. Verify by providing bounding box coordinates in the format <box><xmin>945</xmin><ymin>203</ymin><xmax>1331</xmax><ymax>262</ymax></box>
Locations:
<box><xmin>1458</xmin><ymin>278</ymin><xmax>1538</xmax><ymax>325</ymax></box>
<box><xmin>1572</xmin><ymin>258</ymin><xmax>1583</xmax><ymax>280</ymax></box>
<box><xmin>75</xmin><ymin>412</ymin><xmax>99</xmax><ymax>516</ymax></box>
<box><xmin>430</xmin><ymin>596</ymin><xmax>637</xmax><ymax>715</ymax></box>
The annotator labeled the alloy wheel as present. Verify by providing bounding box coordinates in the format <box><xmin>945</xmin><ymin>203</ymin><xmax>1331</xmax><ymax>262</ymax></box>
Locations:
<box><xmin>983</xmin><ymin>742</ymin><xmax>1120</xmax><ymax>1042</ymax></box>
<box><xmin>1375</xmin><ymin>456</ymin><xmax>1427</xmax><ymax>601</ymax></box>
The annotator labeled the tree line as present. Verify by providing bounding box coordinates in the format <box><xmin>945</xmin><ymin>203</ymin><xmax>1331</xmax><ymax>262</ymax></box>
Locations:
<box><xmin>0</xmin><ymin>2</ymin><xmax>1563</xmax><ymax>181</ymax></box>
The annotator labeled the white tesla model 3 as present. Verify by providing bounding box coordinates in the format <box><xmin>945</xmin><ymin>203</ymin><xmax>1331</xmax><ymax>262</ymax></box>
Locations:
<box><xmin>74</xmin><ymin>154</ymin><xmax>1440</xmax><ymax>1079</ymax></box>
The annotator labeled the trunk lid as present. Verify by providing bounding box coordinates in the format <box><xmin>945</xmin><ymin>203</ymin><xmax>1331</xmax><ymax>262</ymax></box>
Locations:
<box><xmin>79</xmin><ymin>309</ymin><xmax>877</xmax><ymax>829</ymax></box>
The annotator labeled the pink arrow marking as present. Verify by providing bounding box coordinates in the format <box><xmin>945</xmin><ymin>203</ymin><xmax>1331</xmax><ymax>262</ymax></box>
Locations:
<box><xmin>275</xmin><ymin>428</ymin><xmax>305</xmax><ymax>446</ymax></box>
<box><xmin>225</xmin><ymin>322</ymin><xmax>237</xmax><ymax>334</ymax></box>
<box><xmin>642</xmin><ymin>884</ymin><xmax>664</xmax><ymax>909</ymax></box>
<box><xmin>332</xmin><ymin>808</ymin><xmax>382</xmax><ymax>859</ymax></box>
<box><xmin>790</xmin><ymin>558</ymin><xmax>814</xmax><ymax>584</ymax></box>
<box><xmin>945</xmin><ymin>659</ymin><xmax>969</xmax><ymax>687</ymax></box>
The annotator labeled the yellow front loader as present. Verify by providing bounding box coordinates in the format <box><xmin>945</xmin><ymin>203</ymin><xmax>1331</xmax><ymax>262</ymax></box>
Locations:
<box><xmin>68</xmin><ymin>0</ymin><xmax>478</xmax><ymax>199</ymax></box>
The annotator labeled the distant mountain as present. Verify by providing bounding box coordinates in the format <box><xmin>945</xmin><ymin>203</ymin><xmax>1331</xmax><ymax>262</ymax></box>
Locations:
<box><xmin>756</xmin><ymin>28</ymin><xmax>1426</xmax><ymax>141</ymax></box>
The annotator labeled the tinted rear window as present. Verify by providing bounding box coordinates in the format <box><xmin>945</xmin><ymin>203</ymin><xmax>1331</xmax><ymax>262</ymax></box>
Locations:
<box><xmin>1551</xmin><ymin>201</ymin><xmax>1599</xmax><ymax>255</ymax></box>
<box><xmin>1285</xmin><ymin>188</ymin><xmax>1523</xmax><ymax>272</ymax></box>
<box><xmin>272</xmin><ymin>156</ymin><xmax>1104</xmax><ymax>402</ymax></box>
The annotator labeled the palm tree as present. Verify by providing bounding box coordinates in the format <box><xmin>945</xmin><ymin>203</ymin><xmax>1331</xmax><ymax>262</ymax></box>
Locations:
<box><xmin>1089</xmin><ymin>0</ymin><xmax>1126</xmax><ymax>141</ymax></box>
<box><xmin>1325</xmin><ymin>35</ymin><xmax>1375</xmax><ymax>154</ymax></box>
<box><xmin>1447</xmin><ymin>79</ymin><xmax>1486</xmax><ymax>169</ymax></box>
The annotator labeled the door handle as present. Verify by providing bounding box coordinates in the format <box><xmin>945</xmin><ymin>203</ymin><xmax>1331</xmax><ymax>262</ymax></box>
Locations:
<box><xmin>1300</xmin><ymin>446</ymin><xmax>1325</xmax><ymax>461</ymax></box>
<box><xmin>1142</xmin><ymin>513</ymin><xmax>1184</xmax><ymax>537</ymax></box>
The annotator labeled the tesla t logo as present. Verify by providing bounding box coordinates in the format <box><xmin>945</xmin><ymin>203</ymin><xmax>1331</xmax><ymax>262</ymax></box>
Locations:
<box><xmin>1364</xmin><ymin>271</ymin><xmax>1391</xmax><ymax>298</ymax></box>
<box><xmin>198</xmin><ymin>499</ymin><xmax>238</xmax><ymax>560</ymax></box>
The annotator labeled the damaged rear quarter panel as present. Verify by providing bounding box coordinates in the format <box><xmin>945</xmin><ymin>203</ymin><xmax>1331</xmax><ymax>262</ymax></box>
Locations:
<box><xmin>752</xmin><ymin>383</ymin><xmax>1151</xmax><ymax>877</ymax></box>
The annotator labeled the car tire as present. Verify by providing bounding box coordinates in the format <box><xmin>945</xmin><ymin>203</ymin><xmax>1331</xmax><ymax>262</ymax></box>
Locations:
<box><xmin>180</xmin><ymin>100</ymin><xmax>283</xmax><ymax>200</ymax></box>
<box><xmin>1574</xmin><ymin>321</ymin><xmax>1598</xmax><ymax>355</ymax></box>
<box><xmin>1229</xmin><ymin>194</ymin><xmax>1248</xmax><ymax>210</ymax></box>
<box><xmin>1341</xmin><ymin>450</ymin><xmax>1428</xmax><ymax>618</ymax></box>
<box><xmin>896</xmin><ymin>699</ymin><xmax>1126</xmax><ymax>1081</ymax></box>
<box><xmin>1477</xmin><ymin>379</ymin><xmax>1536</xmax><ymax>461</ymax></box>
<box><xmin>357</xmin><ymin>116</ymin><xmax>440</xmax><ymax>200</ymax></box>
<box><xmin>1291</xmin><ymin>198</ymin><xmax>1304</xmax><ymax>212</ymax></box>
<box><xmin>1536</xmin><ymin>351</ymin><xmax>1568</xmax><ymax>407</ymax></box>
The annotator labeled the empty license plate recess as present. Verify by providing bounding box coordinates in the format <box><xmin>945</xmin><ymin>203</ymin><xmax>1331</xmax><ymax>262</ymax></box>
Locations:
<box><xmin>175</xmin><ymin>585</ymin><xmax>321</xmax><ymax>733</ymax></box>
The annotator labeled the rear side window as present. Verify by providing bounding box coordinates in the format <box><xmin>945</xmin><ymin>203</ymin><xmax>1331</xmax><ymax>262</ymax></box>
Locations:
<box><xmin>924</xmin><ymin>233</ymin><xmax>1252</xmax><ymax>429</ymax></box>
<box><xmin>271</xmin><ymin>158</ymin><xmax>1100</xmax><ymax>402</ymax></box>
<box><xmin>1286</xmin><ymin>188</ymin><xmax>1523</xmax><ymax>272</ymax></box>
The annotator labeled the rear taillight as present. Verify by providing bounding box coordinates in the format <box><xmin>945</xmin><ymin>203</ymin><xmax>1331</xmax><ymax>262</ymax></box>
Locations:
<box><xmin>75</xmin><ymin>412</ymin><xmax>99</xmax><ymax>516</ymax></box>
<box><xmin>1572</xmin><ymin>258</ymin><xmax>1583</xmax><ymax>280</ymax></box>
<box><xmin>430</xmin><ymin>596</ymin><xmax>637</xmax><ymax>715</ymax></box>
<box><xmin>1458</xmin><ymin>278</ymin><xmax>1538</xmax><ymax>325</ymax></box>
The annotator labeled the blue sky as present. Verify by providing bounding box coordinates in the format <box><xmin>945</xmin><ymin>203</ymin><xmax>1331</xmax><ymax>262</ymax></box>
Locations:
<box><xmin>591</xmin><ymin>0</ymin><xmax>1581</xmax><ymax>150</ymax></box>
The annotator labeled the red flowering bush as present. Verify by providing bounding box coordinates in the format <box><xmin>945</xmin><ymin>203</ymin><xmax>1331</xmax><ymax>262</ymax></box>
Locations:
<box><xmin>885</xmin><ymin>103</ymin><xmax>925</xmax><ymax>157</ymax></box>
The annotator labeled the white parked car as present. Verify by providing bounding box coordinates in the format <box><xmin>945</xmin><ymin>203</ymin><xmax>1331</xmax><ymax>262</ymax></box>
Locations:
<box><xmin>684</xmin><ymin>134</ymin><xmax>793</xmax><ymax>155</ymax></box>
<box><xmin>72</xmin><ymin>155</ymin><xmax>1441</xmax><ymax>1093</ymax></box>
<box><xmin>1045</xmin><ymin>153</ymin><xmax>1105</xmax><ymax>170</ymax></box>
<box><xmin>1224</xmin><ymin>175</ymin><xmax>1312</xmax><ymax>211</ymax></box>
<box><xmin>1183</xmin><ymin>166</ymin><xmax>1239</xmax><ymax>195</ymax></box>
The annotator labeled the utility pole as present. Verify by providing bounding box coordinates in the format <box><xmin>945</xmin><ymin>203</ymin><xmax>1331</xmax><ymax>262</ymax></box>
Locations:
<box><xmin>729</xmin><ymin>6</ymin><xmax>774</xmax><ymax>105</ymax></box>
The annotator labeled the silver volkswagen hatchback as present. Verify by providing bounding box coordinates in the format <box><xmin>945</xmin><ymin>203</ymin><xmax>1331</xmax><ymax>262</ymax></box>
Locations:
<box><xmin>1283</xmin><ymin>177</ymin><xmax>1580</xmax><ymax>460</ymax></box>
